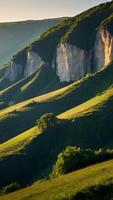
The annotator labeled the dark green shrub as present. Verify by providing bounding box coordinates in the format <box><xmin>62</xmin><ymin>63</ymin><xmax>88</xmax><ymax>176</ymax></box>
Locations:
<box><xmin>36</xmin><ymin>113</ymin><xmax>58</xmax><ymax>130</ymax></box>
<box><xmin>1</xmin><ymin>182</ymin><xmax>20</xmax><ymax>194</ymax></box>
<box><xmin>51</xmin><ymin>146</ymin><xmax>113</xmax><ymax>177</ymax></box>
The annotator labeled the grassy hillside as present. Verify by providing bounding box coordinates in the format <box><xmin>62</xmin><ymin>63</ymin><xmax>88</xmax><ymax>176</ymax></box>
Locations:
<box><xmin>0</xmin><ymin>74</ymin><xmax>113</xmax><ymax>187</ymax></box>
<box><xmin>58</xmin><ymin>85</ymin><xmax>113</xmax><ymax>120</ymax></box>
<box><xmin>0</xmin><ymin>61</ymin><xmax>113</xmax><ymax>143</ymax></box>
<box><xmin>0</xmin><ymin>159</ymin><xmax>113</xmax><ymax>200</ymax></box>
<box><xmin>0</xmin><ymin>19</ymin><xmax>63</xmax><ymax>65</ymax></box>
<box><xmin>0</xmin><ymin>2</ymin><xmax>113</xmax><ymax>195</ymax></box>
<box><xmin>0</xmin><ymin>127</ymin><xmax>41</xmax><ymax>158</ymax></box>
<box><xmin>0</xmin><ymin>64</ymin><xmax>64</xmax><ymax>104</ymax></box>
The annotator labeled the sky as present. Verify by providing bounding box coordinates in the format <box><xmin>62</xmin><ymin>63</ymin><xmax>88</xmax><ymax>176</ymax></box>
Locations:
<box><xmin>0</xmin><ymin>0</ymin><xmax>111</xmax><ymax>22</ymax></box>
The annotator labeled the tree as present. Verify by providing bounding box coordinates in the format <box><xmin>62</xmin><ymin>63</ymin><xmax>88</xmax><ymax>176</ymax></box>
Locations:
<box><xmin>51</xmin><ymin>146</ymin><xmax>84</xmax><ymax>177</ymax></box>
<box><xmin>36</xmin><ymin>113</ymin><xmax>58</xmax><ymax>130</ymax></box>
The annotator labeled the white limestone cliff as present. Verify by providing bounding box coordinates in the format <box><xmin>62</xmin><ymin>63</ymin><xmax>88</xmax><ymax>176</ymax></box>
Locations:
<box><xmin>24</xmin><ymin>51</ymin><xmax>44</xmax><ymax>76</ymax></box>
<box><xmin>6</xmin><ymin>29</ymin><xmax>113</xmax><ymax>83</ymax></box>
<box><xmin>94</xmin><ymin>29</ymin><xmax>113</xmax><ymax>70</ymax></box>
<box><xmin>6</xmin><ymin>51</ymin><xmax>44</xmax><ymax>81</ymax></box>
<box><xmin>5</xmin><ymin>61</ymin><xmax>23</xmax><ymax>81</ymax></box>
<box><xmin>53</xmin><ymin>43</ymin><xmax>90</xmax><ymax>82</ymax></box>
<box><xmin>53</xmin><ymin>29</ymin><xmax>113</xmax><ymax>82</ymax></box>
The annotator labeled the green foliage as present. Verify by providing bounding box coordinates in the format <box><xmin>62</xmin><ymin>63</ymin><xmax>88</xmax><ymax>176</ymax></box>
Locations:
<box><xmin>1</xmin><ymin>182</ymin><xmax>20</xmax><ymax>194</ymax></box>
<box><xmin>51</xmin><ymin>146</ymin><xmax>113</xmax><ymax>177</ymax></box>
<box><xmin>36</xmin><ymin>113</ymin><xmax>58</xmax><ymax>130</ymax></box>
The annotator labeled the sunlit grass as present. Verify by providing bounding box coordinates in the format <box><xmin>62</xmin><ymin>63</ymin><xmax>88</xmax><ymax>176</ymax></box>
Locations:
<box><xmin>0</xmin><ymin>159</ymin><xmax>113</xmax><ymax>200</ymax></box>
<box><xmin>0</xmin><ymin>127</ymin><xmax>41</xmax><ymax>158</ymax></box>
<box><xmin>58</xmin><ymin>85</ymin><xmax>113</xmax><ymax>119</ymax></box>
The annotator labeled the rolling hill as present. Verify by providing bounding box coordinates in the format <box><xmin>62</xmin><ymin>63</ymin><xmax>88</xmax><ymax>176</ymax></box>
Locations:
<box><xmin>0</xmin><ymin>60</ymin><xmax>113</xmax><ymax>143</ymax></box>
<box><xmin>0</xmin><ymin>63</ymin><xmax>113</xmax><ymax>187</ymax></box>
<box><xmin>0</xmin><ymin>1</ymin><xmax>113</xmax><ymax>199</ymax></box>
<box><xmin>0</xmin><ymin>159</ymin><xmax>113</xmax><ymax>200</ymax></box>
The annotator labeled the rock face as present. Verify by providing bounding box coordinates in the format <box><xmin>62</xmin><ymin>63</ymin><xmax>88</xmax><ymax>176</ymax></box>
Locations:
<box><xmin>53</xmin><ymin>29</ymin><xmax>113</xmax><ymax>82</ymax></box>
<box><xmin>6</xmin><ymin>29</ymin><xmax>113</xmax><ymax>83</ymax></box>
<box><xmin>5</xmin><ymin>61</ymin><xmax>23</xmax><ymax>81</ymax></box>
<box><xmin>24</xmin><ymin>51</ymin><xmax>44</xmax><ymax>76</ymax></box>
<box><xmin>94</xmin><ymin>30</ymin><xmax>113</xmax><ymax>70</ymax></box>
<box><xmin>6</xmin><ymin>51</ymin><xmax>44</xmax><ymax>81</ymax></box>
<box><xmin>53</xmin><ymin>43</ymin><xmax>90</xmax><ymax>82</ymax></box>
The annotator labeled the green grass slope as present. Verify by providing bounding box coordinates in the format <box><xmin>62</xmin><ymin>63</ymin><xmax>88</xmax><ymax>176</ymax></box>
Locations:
<box><xmin>58</xmin><ymin>85</ymin><xmax>113</xmax><ymax>120</ymax></box>
<box><xmin>0</xmin><ymin>79</ymin><xmax>113</xmax><ymax>187</ymax></box>
<box><xmin>0</xmin><ymin>127</ymin><xmax>41</xmax><ymax>158</ymax></box>
<box><xmin>1</xmin><ymin>159</ymin><xmax>113</xmax><ymax>200</ymax></box>
<box><xmin>0</xmin><ymin>64</ymin><xmax>65</xmax><ymax>104</ymax></box>
<box><xmin>0</xmin><ymin>61</ymin><xmax>113</xmax><ymax>143</ymax></box>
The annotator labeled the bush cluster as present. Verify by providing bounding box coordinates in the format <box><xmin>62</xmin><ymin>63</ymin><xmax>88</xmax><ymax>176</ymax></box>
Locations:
<box><xmin>51</xmin><ymin>146</ymin><xmax>113</xmax><ymax>177</ymax></box>
<box><xmin>1</xmin><ymin>182</ymin><xmax>20</xmax><ymax>194</ymax></box>
<box><xmin>36</xmin><ymin>113</ymin><xmax>58</xmax><ymax>130</ymax></box>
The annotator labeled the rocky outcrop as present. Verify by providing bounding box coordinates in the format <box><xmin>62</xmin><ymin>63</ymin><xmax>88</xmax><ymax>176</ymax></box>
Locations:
<box><xmin>53</xmin><ymin>29</ymin><xmax>113</xmax><ymax>82</ymax></box>
<box><xmin>94</xmin><ymin>30</ymin><xmax>113</xmax><ymax>70</ymax></box>
<box><xmin>53</xmin><ymin>43</ymin><xmax>90</xmax><ymax>82</ymax></box>
<box><xmin>24</xmin><ymin>51</ymin><xmax>44</xmax><ymax>76</ymax></box>
<box><xmin>6</xmin><ymin>29</ymin><xmax>113</xmax><ymax>83</ymax></box>
<box><xmin>6</xmin><ymin>51</ymin><xmax>44</xmax><ymax>81</ymax></box>
<box><xmin>5</xmin><ymin>61</ymin><xmax>23</xmax><ymax>81</ymax></box>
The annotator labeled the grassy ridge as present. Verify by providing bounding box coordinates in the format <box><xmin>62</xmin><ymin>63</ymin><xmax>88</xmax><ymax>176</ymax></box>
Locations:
<box><xmin>0</xmin><ymin>82</ymin><xmax>113</xmax><ymax>157</ymax></box>
<box><xmin>0</xmin><ymin>79</ymin><xmax>112</xmax><ymax>187</ymax></box>
<box><xmin>58</xmin><ymin>85</ymin><xmax>113</xmax><ymax>119</ymax></box>
<box><xmin>0</xmin><ymin>61</ymin><xmax>113</xmax><ymax>143</ymax></box>
<box><xmin>1</xmin><ymin>84</ymin><xmax>113</xmax><ymax>158</ymax></box>
<box><xmin>0</xmin><ymin>127</ymin><xmax>41</xmax><ymax>158</ymax></box>
<box><xmin>0</xmin><ymin>159</ymin><xmax>113</xmax><ymax>200</ymax></box>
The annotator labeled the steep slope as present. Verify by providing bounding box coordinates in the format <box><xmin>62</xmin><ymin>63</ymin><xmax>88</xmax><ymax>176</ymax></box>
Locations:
<box><xmin>0</xmin><ymin>64</ymin><xmax>64</xmax><ymax>105</ymax></box>
<box><xmin>0</xmin><ymin>159</ymin><xmax>113</xmax><ymax>200</ymax></box>
<box><xmin>0</xmin><ymin>60</ymin><xmax>113</xmax><ymax>143</ymax></box>
<box><xmin>0</xmin><ymin>19</ymin><xmax>63</xmax><ymax>65</ymax></box>
<box><xmin>0</xmin><ymin>127</ymin><xmax>40</xmax><ymax>158</ymax></box>
<box><xmin>58</xmin><ymin>84</ymin><xmax>113</xmax><ymax>119</ymax></box>
<box><xmin>0</xmin><ymin>75</ymin><xmax>113</xmax><ymax>187</ymax></box>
